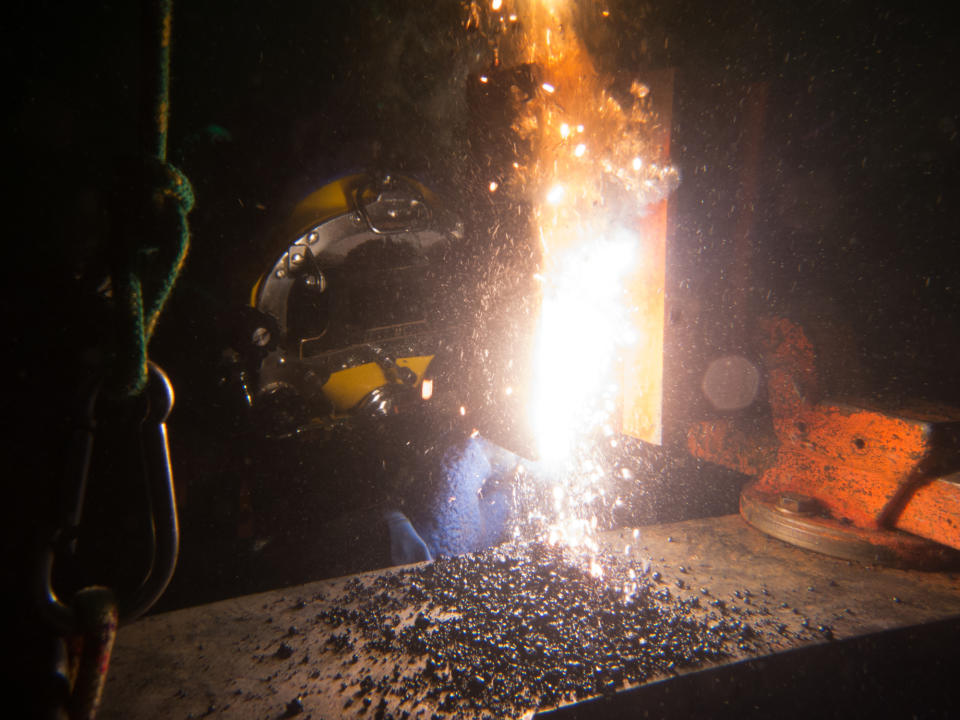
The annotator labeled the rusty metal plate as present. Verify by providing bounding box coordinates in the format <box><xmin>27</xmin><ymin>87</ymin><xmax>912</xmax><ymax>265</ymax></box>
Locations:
<box><xmin>620</xmin><ymin>69</ymin><xmax>673</xmax><ymax>447</ymax></box>
<box><xmin>99</xmin><ymin>516</ymin><xmax>960</xmax><ymax>720</ymax></box>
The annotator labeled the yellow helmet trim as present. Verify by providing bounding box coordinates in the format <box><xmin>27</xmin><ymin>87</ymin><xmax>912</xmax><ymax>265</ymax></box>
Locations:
<box><xmin>321</xmin><ymin>355</ymin><xmax>434</xmax><ymax>413</ymax></box>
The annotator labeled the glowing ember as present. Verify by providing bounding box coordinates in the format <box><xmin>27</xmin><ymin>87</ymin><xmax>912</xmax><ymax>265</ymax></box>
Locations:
<box><xmin>421</xmin><ymin>378</ymin><xmax>434</xmax><ymax>400</ymax></box>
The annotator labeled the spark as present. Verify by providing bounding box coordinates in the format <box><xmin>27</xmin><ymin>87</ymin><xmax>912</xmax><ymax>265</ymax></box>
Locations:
<box><xmin>489</xmin><ymin>180</ymin><xmax>499</xmax><ymax>192</ymax></box>
<box><xmin>481</xmin><ymin>0</ymin><xmax>680</xmax><ymax>556</ymax></box>
<box><xmin>631</xmin><ymin>81</ymin><xmax>650</xmax><ymax>98</ymax></box>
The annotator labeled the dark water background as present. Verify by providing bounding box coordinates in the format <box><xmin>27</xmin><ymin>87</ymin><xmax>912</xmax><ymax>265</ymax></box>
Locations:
<box><xmin>6</xmin><ymin>0</ymin><xmax>959</xmax><ymax>645</ymax></box>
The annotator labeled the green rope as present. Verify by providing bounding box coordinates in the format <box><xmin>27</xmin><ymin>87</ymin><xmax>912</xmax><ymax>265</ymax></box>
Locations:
<box><xmin>144</xmin><ymin>163</ymin><xmax>194</xmax><ymax>340</ymax></box>
<box><xmin>111</xmin><ymin>0</ymin><xmax>193</xmax><ymax>397</ymax></box>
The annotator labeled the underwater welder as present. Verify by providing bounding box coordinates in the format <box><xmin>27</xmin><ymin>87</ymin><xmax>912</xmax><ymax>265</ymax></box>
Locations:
<box><xmin>216</xmin><ymin>171</ymin><xmax>518</xmax><ymax>572</ymax></box>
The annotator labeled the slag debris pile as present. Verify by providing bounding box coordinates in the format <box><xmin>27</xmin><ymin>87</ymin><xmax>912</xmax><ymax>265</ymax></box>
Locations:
<box><xmin>313</xmin><ymin>541</ymin><xmax>765</xmax><ymax>715</ymax></box>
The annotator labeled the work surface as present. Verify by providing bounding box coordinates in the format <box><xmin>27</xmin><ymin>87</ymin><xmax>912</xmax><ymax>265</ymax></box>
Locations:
<box><xmin>100</xmin><ymin>515</ymin><xmax>960</xmax><ymax>719</ymax></box>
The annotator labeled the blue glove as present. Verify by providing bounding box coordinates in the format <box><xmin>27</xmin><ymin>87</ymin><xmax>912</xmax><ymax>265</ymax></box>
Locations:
<box><xmin>384</xmin><ymin>510</ymin><xmax>433</xmax><ymax>565</ymax></box>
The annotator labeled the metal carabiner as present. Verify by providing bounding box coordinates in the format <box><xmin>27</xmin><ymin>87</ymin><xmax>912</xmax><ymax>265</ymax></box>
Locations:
<box><xmin>37</xmin><ymin>372</ymin><xmax>101</xmax><ymax>635</ymax></box>
<box><xmin>37</xmin><ymin>360</ymin><xmax>180</xmax><ymax>632</ymax></box>
<box><xmin>120</xmin><ymin>360</ymin><xmax>180</xmax><ymax>622</ymax></box>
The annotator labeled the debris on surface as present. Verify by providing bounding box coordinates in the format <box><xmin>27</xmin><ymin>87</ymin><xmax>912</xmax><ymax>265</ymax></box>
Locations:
<box><xmin>271</xmin><ymin>539</ymin><xmax>791</xmax><ymax>717</ymax></box>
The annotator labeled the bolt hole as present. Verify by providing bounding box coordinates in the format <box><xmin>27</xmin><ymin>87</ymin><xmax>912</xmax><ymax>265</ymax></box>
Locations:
<box><xmin>853</xmin><ymin>437</ymin><xmax>866</xmax><ymax>450</ymax></box>
<box><xmin>797</xmin><ymin>422</ymin><xmax>807</xmax><ymax>433</ymax></box>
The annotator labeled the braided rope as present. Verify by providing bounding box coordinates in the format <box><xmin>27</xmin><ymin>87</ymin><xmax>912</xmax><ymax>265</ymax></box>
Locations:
<box><xmin>112</xmin><ymin>0</ymin><xmax>193</xmax><ymax>396</ymax></box>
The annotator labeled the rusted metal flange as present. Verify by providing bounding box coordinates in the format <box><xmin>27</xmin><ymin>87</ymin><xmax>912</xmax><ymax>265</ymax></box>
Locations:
<box><xmin>740</xmin><ymin>483</ymin><xmax>960</xmax><ymax>570</ymax></box>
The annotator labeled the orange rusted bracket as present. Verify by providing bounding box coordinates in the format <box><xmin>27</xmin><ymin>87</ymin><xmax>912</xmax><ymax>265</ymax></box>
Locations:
<box><xmin>688</xmin><ymin>316</ymin><xmax>960</xmax><ymax>568</ymax></box>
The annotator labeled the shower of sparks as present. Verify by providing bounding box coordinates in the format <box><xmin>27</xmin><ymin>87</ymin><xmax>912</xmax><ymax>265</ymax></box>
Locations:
<box><xmin>467</xmin><ymin>0</ymin><xmax>678</xmax><ymax>552</ymax></box>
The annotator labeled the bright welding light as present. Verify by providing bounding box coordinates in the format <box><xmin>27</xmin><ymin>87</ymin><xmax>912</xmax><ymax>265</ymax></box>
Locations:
<box><xmin>529</xmin><ymin>232</ymin><xmax>638</xmax><ymax>464</ymax></box>
<box><xmin>479</xmin><ymin>75</ymin><xmax>489</xmax><ymax>84</ymax></box>
<box><xmin>491</xmin><ymin>0</ymin><xmax>502</xmax><ymax>10</ymax></box>
<box><xmin>420</xmin><ymin>378</ymin><xmax>434</xmax><ymax>400</ymax></box>
<box><xmin>498</xmin><ymin>0</ymin><xmax>679</xmax><ymax>555</ymax></box>
<box><xmin>489</xmin><ymin>180</ymin><xmax>499</xmax><ymax>192</ymax></box>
